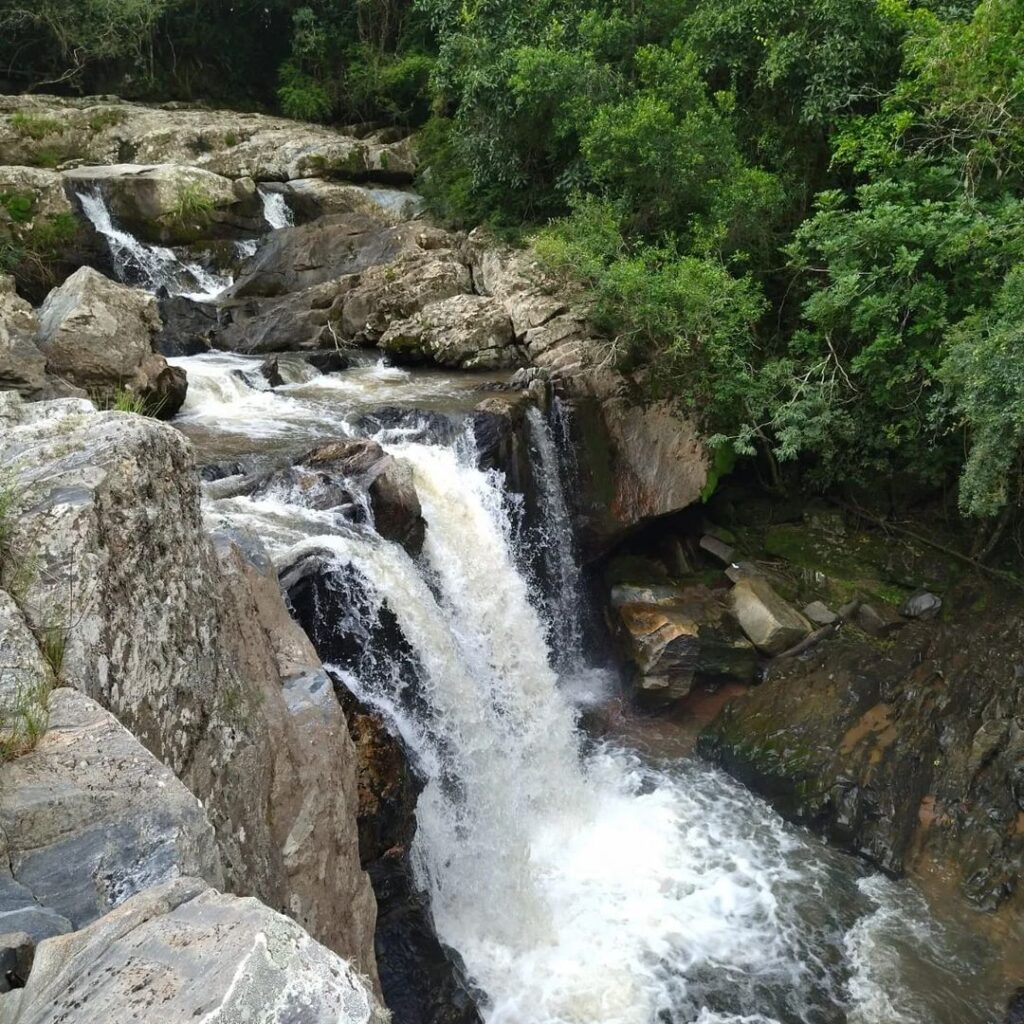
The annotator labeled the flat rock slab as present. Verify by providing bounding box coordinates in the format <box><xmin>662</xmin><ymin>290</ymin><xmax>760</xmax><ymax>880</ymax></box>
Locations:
<box><xmin>0</xmin><ymin>688</ymin><xmax>223</xmax><ymax>942</ymax></box>
<box><xmin>1</xmin><ymin>877</ymin><xmax>386</xmax><ymax>1024</ymax></box>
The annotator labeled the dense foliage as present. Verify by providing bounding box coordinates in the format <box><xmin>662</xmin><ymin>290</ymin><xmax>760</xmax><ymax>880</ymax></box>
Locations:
<box><xmin>1</xmin><ymin>0</ymin><xmax>1022</xmax><ymax>535</ymax></box>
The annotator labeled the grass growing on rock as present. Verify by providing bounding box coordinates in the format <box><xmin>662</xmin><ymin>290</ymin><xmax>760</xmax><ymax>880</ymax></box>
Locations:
<box><xmin>171</xmin><ymin>181</ymin><xmax>215</xmax><ymax>231</ymax></box>
<box><xmin>10</xmin><ymin>112</ymin><xmax>64</xmax><ymax>140</ymax></box>
<box><xmin>86</xmin><ymin>108</ymin><xmax>127</xmax><ymax>132</ymax></box>
<box><xmin>0</xmin><ymin>676</ymin><xmax>53</xmax><ymax>763</ymax></box>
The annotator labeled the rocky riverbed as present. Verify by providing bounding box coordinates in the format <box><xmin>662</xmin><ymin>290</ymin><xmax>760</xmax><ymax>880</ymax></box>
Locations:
<box><xmin>1</xmin><ymin>95</ymin><xmax>1021</xmax><ymax>1024</ymax></box>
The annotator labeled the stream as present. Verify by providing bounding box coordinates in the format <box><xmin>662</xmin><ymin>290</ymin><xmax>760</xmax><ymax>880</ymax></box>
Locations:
<box><xmin>168</xmin><ymin>350</ymin><xmax>1006</xmax><ymax>1024</ymax></box>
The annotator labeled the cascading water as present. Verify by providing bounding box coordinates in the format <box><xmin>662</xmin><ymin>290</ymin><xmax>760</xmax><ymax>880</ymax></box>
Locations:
<box><xmin>259</xmin><ymin>186</ymin><xmax>294</xmax><ymax>230</ymax></box>
<box><xmin>77</xmin><ymin>190</ymin><xmax>231</xmax><ymax>299</ymax></box>
<box><xmin>170</xmin><ymin>355</ymin><xmax>1005</xmax><ymax>1024</ymax></box>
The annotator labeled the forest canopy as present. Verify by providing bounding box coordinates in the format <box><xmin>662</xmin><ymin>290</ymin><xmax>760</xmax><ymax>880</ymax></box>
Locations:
<box><xmin>1</xmin><ymin>0</ymin><xmax>1022</xmax><ymax>534</ymax></box>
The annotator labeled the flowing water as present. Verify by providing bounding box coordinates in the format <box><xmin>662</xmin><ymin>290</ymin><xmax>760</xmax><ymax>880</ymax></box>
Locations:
<box><xmin>259</xmin><ymin>186</ymin><xmax>294</xmax><ymax>230</ymax></box>
<box><xmin>170</xmin><ymin>352</ymin><xmax>1006</xmax><ymax>1024</ymax></box>
<box><xmin>77</xmin><ymin>190</ymin><xmax>231</xmax><ymax>299</ymax></box>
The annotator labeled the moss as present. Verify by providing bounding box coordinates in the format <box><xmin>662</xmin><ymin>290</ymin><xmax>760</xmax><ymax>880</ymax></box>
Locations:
<box><xmin>86</xmin><ymin>108</ymin><xmax>127</xmax><ymax>132</ymax></box>
<box><xmin>10</xmin><ymin>112</ymin><xmax>64</xmax><ymax>140</ymax></box>
<box><xmin>0</xmin><ymin>192</ymin><xmax>33</xmax><ymax>224</ymax></box>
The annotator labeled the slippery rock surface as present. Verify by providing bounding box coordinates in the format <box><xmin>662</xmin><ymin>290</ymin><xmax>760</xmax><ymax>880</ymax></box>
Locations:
<box><xmin>64</xmin><ymin>163</ymin><xmax>260</xmax><ymax>243</ymax></box>
<box><xmin>380</xmin><ymin>293</ymin><xmax>522</xmax><ymax>370</ymax></box>
<box><xmin>0</xmin><ymin>396</ymin><xmax>378</xmax><ymax>980</ymax></box>
<box><xmin>34</xmin><ymin>266</ymin><xmax>185</xmax><ymax>415</ymax></box>
<box><xmin>699</xmin><ymin>590</ymin><xmax>1024</xmax><ymax>909</ymax></box>
<box><xmin>0</xmin><ymin>877</ymin><xmax>387</xmax><ymax>1024</ymax></box>
<box><xmin>0</xmin><ymin>688</ymin><xmax>223</xmax><ymax>944</ymax></box>
<box><xmin>0</xmin><ymin>96</ymin><xmax>415</xmax><ymax>183</ymax></box>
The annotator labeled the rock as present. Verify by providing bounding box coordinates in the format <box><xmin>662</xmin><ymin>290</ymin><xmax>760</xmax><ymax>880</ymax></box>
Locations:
<box><xmin>0</xmin><ymin>96</ymin><xmax>415</xmax><ymax>184</ymax></box>
<box><xmin>380</xmin><ymin>294</ymin><xmax>522</xmax><ymax>370</ymax></box>
<box><xmin>614</xmin><ymin>583</ymin><xmax>757</xmax><ymax>704</ymax></box>
<box><xmin>730</xmin><ymin>577</ymin><xmax>811</xmax><ymax>655</ymax></box>
<box><xmin>153</xmin><ymin>294</ymin><xmax>219</xmax><ymax>356</ymax></box>
<box><xmin>259</xmin><ymin>355</ymin><xmax>285</xmax><ymax>387</ymax></box>
<box><xmin>725</xmin><ymin>561</ymin><xmax>762</xmax><ymax>583</ymax></box>
<box><xmin>700</xmin><ymin>533</ymin><xmax>735</xmax><ymax>565</ymax></box>
<box><xmin>305</xmin><ymin>349</ymin><xmax>350</xmax><ymax>374</ymax></box>
<box><xmin>0</xmin><ymin>932</ymin><xmax>33</xmax><ymax>993</ymax></box>
<box><xmin>856</xmin><ymin>601</ymin><xmax>905</xmax><ymax>637</ymax></box>
<box><xmin>339</xmin><ymin>251</ymin><xmax>472</xmax><ymax>344</ymax></box>
<box><xmin>4</xmin><ymin>877</ymin><xmax>387</xmax><ymax>1024</ymax></box>
<box><xmin>0</xmin><ymin>688</ymin><xmax>224</xmax><ymax>942</ymax></box>
<box><xmin>0</xmin><ymin>402</ymin><xmax>378</xmax><ymax>979</ymax></box>
<box><xmin>901</xmin><ymin>590</ymin><xmax>943</xmax><ymax>621</ymax></box>
<box><xmin>699</xmin><ymin>588</ymin><xmax>1024</xmax><ymax>909</ymax></box>
<box><xmin>225</xmin><ymin>212</ymin><xmax>455</xmax><ymax>299</ymax></box>
<box><xmin>1007</xmin><ymin>988</ymin><xmax>1024</xmax><ymax>1024</ymax></box>
<box><xmin>0</xmin><ymin>276</ymin><xmax>48</xmax><ymax>399</ymax></box>
<box><xmin>64</xmin><ymin>163</ymin><xmax>259</xmax><ymax>243</ymax></box>
<box><xmin>34</xmin><ymin>266</ymin><xmax>182</xmax><ymax>411</ymax></box>
<box><xmin>0</xmin><ymin>592</ymin><xmax>52</xmax><ymax>758</ymax></box>
<box><xmin>803</xmin><ymin>601</ymin><xmax>838</xmax><ymax>626</ymax></box>
<box><xmin>258</xmin><ymin>439</ymin><xmax>425</xmax><ymax>556</ymax></box>
<box><xmin>0</xmin><ymin>167</ymin><xmax>71</xmax><ymax>220</ymax></box>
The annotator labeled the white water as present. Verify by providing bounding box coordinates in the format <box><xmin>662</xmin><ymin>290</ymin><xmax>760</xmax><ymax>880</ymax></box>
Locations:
<box><xmin>259</xmin><ymin>186</ymin><xmax>294</xmax><ymax>230</ymax></box>
<box><xmin>77</xmin><ymin>190</ymin><xmax>231</xmax><ymax>299</ymax></box>
<box><xmin>171</xmin><ymin>355</ymin><xmax>1004</xmax><ymax>1024</ymax></box>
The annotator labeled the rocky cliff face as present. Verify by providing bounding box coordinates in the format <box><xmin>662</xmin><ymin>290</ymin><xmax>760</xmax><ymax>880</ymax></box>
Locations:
<box><xmin>0</xmin><ymin>393</ymin><xmax>378</xmax><ymax>991</ymax></box>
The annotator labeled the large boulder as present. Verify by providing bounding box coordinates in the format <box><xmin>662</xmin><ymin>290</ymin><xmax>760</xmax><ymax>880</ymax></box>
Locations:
<box><xmin>611</xmin><ymin>583</ymin><xmax>757</xmax><ymax>704</ymax></box>
<box><xmin>1</xmin><ymin>877</ymin><xmax>387</xmax><ymax>1024</ymax></box>
<box><xmin>64</xmin><ymin>163</ymin><xmax>259</xmax><ymax>243</ymax></box>
<box><xmin>0</xmin><ymin>687</ymin><xmax>224</xmax><ymax>944</ymax></box>
<box><xmin>34</xmin><ymin>267</ymin><xmax>185</xmax><ymax>416</ymax></box>
<box><xmin>0</xmin><ymin>167</ymin><xmax>72</xmax><ymax>220</ymax></box>
<box><xmin>380</xmin><ymin>294</ymin><xmax>522</xmax><ymax>370</ymax></box>
<box><xmin>0</xmin><ymin>277</ymin><xmax>47</xmax><ymax>399</ymax></box>
<box><xmin>0</xmin><ymin>396</ymin><xmax>378</xmax><ymax>981</ymax></box>
<box><xmin>729</xmin><ymin>576</ymin><xmax>811</xmax><ymax>655</ymax></box>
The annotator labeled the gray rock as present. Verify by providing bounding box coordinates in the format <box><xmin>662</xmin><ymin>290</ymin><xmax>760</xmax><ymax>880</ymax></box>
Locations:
<box><xmin>730</xmin><ymin>577</ymin><xmax>811</xmax><ymax>655</ymax></box>
<box><xmin>901</xmin><ymin>590</ymin><xmax>943</xmax><ymax>621</ymax></box>
<box><xmin>3</xmin><ymin>877</ymin><xmax>386</xmax><ymax>1024</ymax></box>
<box><xmin>380</xmin><ymin>294</ymin><xmax>522</xmax><ymax>370</ymax></box>
<box><xmin>34</xmin><ymin>267</ymin><xmax>183</xmax><ymax>413</ymax></box>
<box><xmin>725</xmin><ymin>561</ymin><xmax>762</xmax><ymax>583</ymax></box>
<box><xmin>857</xmin><ymin>602</ymin><xmax>905</xmax><ymax>637</ymax></box>
<box><xmin>0</xmin><ymin>592</ymin><xmax>52</xmax><ymax>755</ymax></box>
<box><xmin>0</xmin><ymin>403</ymin><xmax>377</xmax><ymax>981</ymax></box>
<box><xmin>0</xmin><ymin>277</ymin><xmax>47</xmax><ymax>399</ymax></box>
<box><xmin>700</xmin><ymin>534</ymin><xmax>735</xmax><ymax>565</ymax></box>
<box><xmin>803</xmin><ymin>600</ymin><xmax>839</xmax><ymax>626</ymax></box>
<box><xmin>0</xmin><ymin>688</ymin><xmax>223</xmax><ymax>941</ymax></box>
<box><xmin>64</xmin><ymin>163</ymin><xmax>258</xmax><ymax>244</ymax></box>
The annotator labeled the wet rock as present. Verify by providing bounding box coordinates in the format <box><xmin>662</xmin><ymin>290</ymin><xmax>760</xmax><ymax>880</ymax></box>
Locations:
<box><xmin>730</xmin><ymin>577</ymin><xmax>811</xmax><ymax>655</ymax></box>
<box><xmin>803</xmin><ymin>601</ymin><xmax>838</xmax><ymax>626</ymax></box>
<box><xmin>613</xmin><ymin>583</ymin><xmax>757</xmax><ymax>704</ymax></box>
<box><xmin>260</xmin><ymin>439</ymin><xmax>425</xmax><ymax>556</ymax></box>
<box><xmin>856</xmin><ymin>601</ymin><xmax>905</xmax><ymax>637</ymax></box>
<box><xmin>0</xmin><ymin>932</ymin><xmax>33</xmax><ymax>992</ymax></box>
<box><xmin>700</xmin><ymin>590</ymin><xmax>1024</xmax><ymax>908</ymax></box>
<box><xmin>136</xmin><ymin>356</ymin><xmax>187</xmax><ymax>417</ymax></box>
<box><xmin>259</xmin><ymin>355</ymin><xmax>285</xmax><ymax>387</ymax></box>
<box><xmin>34</xmin><ymin>266</ymin><xmax>180</xmax><ymax>407</ymax></box>
<box><xmin>4</xmin><ymin>876</ymin><xmax>387</xmax><ymax>1024</ymax></box>
<box><xmin>154</xmin><ymin>294</ymin><xmax>219</xmax><ymax>356</ymax></box>
<box><xmin>1006</xmin><ymin>988</ymin><xmax>1024</xmax><ymax>1024</ymax></box>
<box><xmin>380</xmin><ymin>294</ymin><xmax>522</xmax><ymax>370</ymax></box>
<box><xmin>64</xmin><ymin>163</ymin><xmax>260</xmax><ymax>244</ymax></box>
<box><xmin>901</xmin><ymin>590</ymin><xmax>943</xmax><ymax>621</ymax></box>
<box><xmin>305</xmin><ymin>349</ymin><xmax>350</xmax><ymax>373</ymax></box>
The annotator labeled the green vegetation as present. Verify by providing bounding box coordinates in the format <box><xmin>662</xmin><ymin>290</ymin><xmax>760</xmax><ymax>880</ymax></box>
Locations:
<box><xmin>1</xmin><ymin>203</ymin><xmax>82</xmax><ymax>296</ymax></box>
<box><xmin>169</xmin><ymin>181</ymin><xmax>215</xmax><ymax>231</ymax></box>
<box><xmin>1</xmin><ymin>0</ymin><xmax>1022</xmax><ymax>546</ymax></box>
<box><xmin>86</xmin><ymin>107</ymin><xmax>127</xmax><ymax>131</ymax></box>
<box><xmin>10</xmin><ymin>111</ymin><xmax>64</xmax><ymax>139</ymax></box>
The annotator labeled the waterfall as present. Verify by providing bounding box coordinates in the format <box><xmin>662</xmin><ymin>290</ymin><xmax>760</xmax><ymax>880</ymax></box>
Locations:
<box><xmin>172</xmin><ymin>355</ymin><xmax>1003</xmax><ymax>1024</ymax></box>
<box><xmin>525</xmin><ymin>405</ymin><xmax>586</xmax><ymax>665</ymax></box>
<box><xmin>77</xmin><ymin>190</ymin><xmax>230</xmax><ymax>299</ymax></box>
<box><xmin>259</xmin><ymin>186</ymin><xmax>294</xmax><ymax>230</ymax></box>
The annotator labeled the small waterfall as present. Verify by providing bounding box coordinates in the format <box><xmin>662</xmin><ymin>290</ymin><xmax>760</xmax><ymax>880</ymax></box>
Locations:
<box><xmin>525</xmin><ymin>404</ymin><xmax>585</xmax><ymax>665</ymax></box>
<box><xmin>259</xmin><ymin>186</ymin><xmax>294</xmax><ymax>230</ymax></box>
<box><xmin>77</xmin><ymin>190</ymin><xmax>230</xmax><ymax>299</ymax></box>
